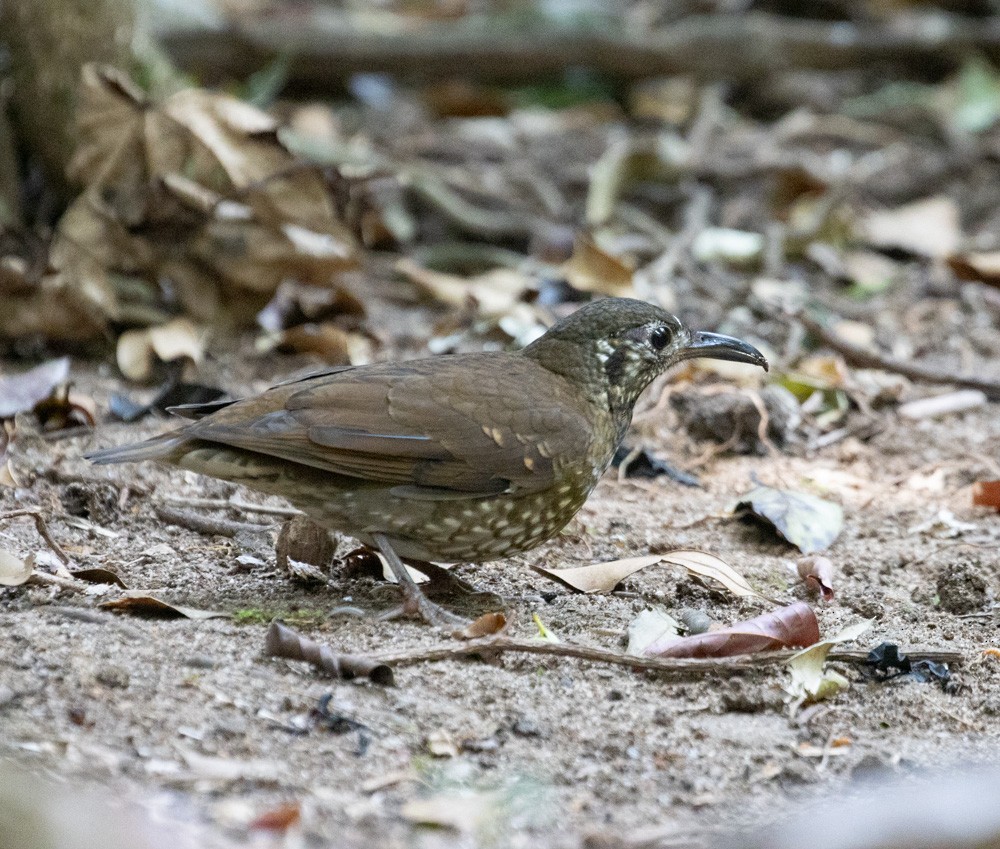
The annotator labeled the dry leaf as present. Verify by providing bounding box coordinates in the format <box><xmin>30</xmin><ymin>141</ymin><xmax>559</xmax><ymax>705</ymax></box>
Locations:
<box><xmin>532</xmin><ymin>554</ymin><xmax>662</xmax><ymax>594</ymax></box>
<box><xmin>973</xmin><ymin>480</ymin><xmax>1000</xmax><ymax>511</ymax></box>
<box><xmin>797</xmin><ymin>555</ymin><xmax>835</xmax><ymax>601</ymax></box>
<box><xmin>898</xmin><ymin>390</ymin><xmax>987</xmax><ymax>420</ymax></box>
<box><xmin>560</xmin><ymin>234</ymin><xmax>635</xmax><ymax>297</ymax></box>
<box><xmin>250</xmin><ymin>803</ymin><xmax>301</xmax><ymax>832</ymax></box>
<box><xmin>859</xmin><ymin>196</ymin><xmax>961</xmax><ymax>259</ymax></box>
<box><xmin>458</xmin><ymin>612</ymin><xmax>507</xmax><ymax>639</ymax></box>
<box><xmin>644</xmin><ymin>601</ymin><xmax>820</xmax><ymax>658</ymax></box>
<box><xmin>660</xmin><ymin>549</ymin><xmax>772</xmax><ymax>602</ymax></box>
<box><xmin>785</xmin><ymin>619</ymin><xmax>871</xmax><ymax>711</ymax></box>
<box><xmin>396</xmin><ymin>257</ymin><xmax>532</xmax><ymax>315</ymax></box>
<box><xmin>0</xmin><ymin>548</ymin><xmax>31</xmax><ymax>586</ymax></box>
<box><xmin>70</xmin><ymin>568</ymin><xmax>128</xmax><ymax>588</ymax></box>
<box><xmin>948</xmin><ymin>250</ymin><xmax>1000</xmax><ymax>288</ymax></box>
<box><xmin>259</xmin><ymin>323</ymin><xmax>374</xmax><ymax>365</ymax></box>
<box><xmin>100</xmin><ymin>592</ymin><xmax>228</xmax><ymax>619</ymax></box>
<box><xmin>116</xmin><ymin>319</ymin><xmax>205</xmax><ymax>383</ymax></box>
<box><xmin>626</xmin><ymin>608</ymin><xmax>681</xmax><ymax>656</ymax></box>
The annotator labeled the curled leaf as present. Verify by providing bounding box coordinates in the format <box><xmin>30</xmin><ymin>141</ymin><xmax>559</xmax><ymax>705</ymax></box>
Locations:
<box><xmin>626</xmin><ymin>608</ymin><xmax>681</xmax><ymax>656</ymax></box>
<box><xmin>644</xmin><ymin>601</ymin><xmax>820</xmax><ymax>658</ymax></box>
<box><xmin>116</xmin><ymin>319</ymin><xmax>205</xmax><ymax>383</ymax></box>
<box><xmin>532</xmin><ymin>554</ymin><xmax>661</xmax><ymax>594</ymax></box>
<box><xmin>660</xmin><ymin>549</ymin><xmax>772</xmax><ymax>602</ymax></box>
<box><xmin>0</xmin><ymin>358</ymin><xmax>71</xmax><ymax>418</ymax></box>
<box><xmin>973</xmin><ymin>480</ymin><xmax>1000</xmax><ymax>511</ymax></box>
<box><xmin>457</xmin><ymin>612</ymin><xmax>507</xmax><ymax>639</ymax></box>
<box><xmin>797</xmin><ymin>555</ymin><xmax>835</xmax><ymax>601</ymax></box>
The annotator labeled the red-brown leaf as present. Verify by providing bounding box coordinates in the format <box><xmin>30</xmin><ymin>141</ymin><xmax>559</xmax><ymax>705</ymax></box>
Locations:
<box><xmin>644</xmin><ymin>601</ymin><xmax>820</xmax><ymax>658</ymax></box>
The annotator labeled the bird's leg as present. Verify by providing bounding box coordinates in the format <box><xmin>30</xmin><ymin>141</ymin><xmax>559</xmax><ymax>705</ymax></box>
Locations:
<box><xmin>372</xmin><ymin>533</ymin><xmax>470</xmax><ymax>629</ymax></box>
<box><xmin>405</xmin><ymin>560</ymin><xmax>503</xmax><ymax>607</ymax></box>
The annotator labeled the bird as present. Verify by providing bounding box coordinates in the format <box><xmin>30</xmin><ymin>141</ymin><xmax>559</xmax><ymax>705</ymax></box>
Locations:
<box><xmin>88</xmin><ymin>298</ymin><xmax>767</xmax><ymax>628</ymax></box>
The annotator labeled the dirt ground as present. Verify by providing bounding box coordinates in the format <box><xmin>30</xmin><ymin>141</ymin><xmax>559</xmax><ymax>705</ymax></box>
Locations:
<box><xmin>2</xmin><ymin>335</ymin><xmax>999</xmax><ymax>849</ymax></box>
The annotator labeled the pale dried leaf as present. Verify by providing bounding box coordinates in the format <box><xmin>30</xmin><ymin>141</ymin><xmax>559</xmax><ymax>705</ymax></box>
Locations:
<box><xmin>0</xmin><ymin>548</ymin><xmax>31</xmax><ymax>586</ymax></box>
<box><xmin>660</xmin><ymin>549</ymin><xmax>772</xmax><ymax>602</ymax></box>
<box><xmin>560</xmin><ymin>234</ymin><xmax>635</xmax><ymax>297</ymax></box>
<box><xmin>734</xmin><ymin>485</ymin><xmax>844</xmax><ymax>554</ymax></box>
<box><xmin>785</xmin><ymin>619</ymin><xmax>871</xmax><ymax>710</ymax></box>
<box><xmin>459</xmin><ymin>612</ymin><xmax>507</xmax><ymax>639</ymax></box>
<box><xmin>626</xmin><ymin>608</ymin><xmax>681</xmax><ymax>656</ymax></box>
<box><xmin>860</xmin><ymin>196</ymin><xmax>961</xmax><ymax>259</ymax></box>
<box><xmin>532</xmin><ymin>554</ymin><xmax>662</xmax><ymax>594</ymax></box>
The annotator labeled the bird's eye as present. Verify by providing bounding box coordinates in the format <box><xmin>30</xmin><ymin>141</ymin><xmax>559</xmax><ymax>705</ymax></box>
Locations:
<box><xmin>649</xmin><ymin>326</ymin><xmax>671</xmax><ymax>351</ymax></box>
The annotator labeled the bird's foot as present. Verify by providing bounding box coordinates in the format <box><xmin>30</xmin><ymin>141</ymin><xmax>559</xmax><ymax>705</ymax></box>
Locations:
<box><xmin>378</xmin><ymin>589</ymin><xmax>471</xmax><ymax>631</ymax></box>
<box><xmin>409</xmin><ymin>561</ymin><xmax>504</xmax><ymax>608</ymax></box>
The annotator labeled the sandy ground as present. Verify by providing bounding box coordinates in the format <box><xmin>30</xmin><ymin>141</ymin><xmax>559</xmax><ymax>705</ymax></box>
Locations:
<box><xmin>2</xmin><ymin>342</ymin><xmax>999</xmax><ymax>849</ymax></box>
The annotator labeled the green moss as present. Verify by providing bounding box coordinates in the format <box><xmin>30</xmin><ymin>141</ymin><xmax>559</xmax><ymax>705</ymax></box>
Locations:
<box><xmin>232</xmin><ymin>607</ymin><xmax>327</xmax><ymax>626</ymax></box>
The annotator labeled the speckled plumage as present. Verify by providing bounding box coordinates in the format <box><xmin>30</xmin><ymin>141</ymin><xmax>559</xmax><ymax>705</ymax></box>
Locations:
<box><xmin>89</xmin><ymin>298</ymin><xmax>766</xmax><ymax>567</ymax></box>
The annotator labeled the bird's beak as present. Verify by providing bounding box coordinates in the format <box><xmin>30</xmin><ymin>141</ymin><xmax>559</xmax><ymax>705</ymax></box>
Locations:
<box><xmin>678</xmin><ymin>330</ymin><xmax>769</xmax><ymax>371</ymax></box>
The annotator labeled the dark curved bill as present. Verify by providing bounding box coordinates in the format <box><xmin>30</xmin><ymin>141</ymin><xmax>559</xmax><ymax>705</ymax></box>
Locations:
<box><xmin>680</xmin><ymin>330</ymin><xmax>769</xmax><ymax>371</ymax></box>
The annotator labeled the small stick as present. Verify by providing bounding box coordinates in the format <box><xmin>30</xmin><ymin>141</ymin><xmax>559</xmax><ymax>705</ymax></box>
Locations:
<box><xmin>265</xmin><ymin>621</ymin><xmax>394</xmax><ymax>685</ymax></box>
<box><xmin>153</xmin><ymin>505</ymin><xmax>270</xmax><ymax>538</ymax></box>
<box><xmin>26</xmin><ymin>572</ymin><xmax>91</xmax><ymax>594</ymax></box>
<box><xmin>0</xmin><ymin>509</ymin><xmax>71</xmax><ymax>565</ymax></box>
<box><xmin>795</xmin><ymin>311</ymin><xmax>1000</xmax><ymax>400</ymax></box>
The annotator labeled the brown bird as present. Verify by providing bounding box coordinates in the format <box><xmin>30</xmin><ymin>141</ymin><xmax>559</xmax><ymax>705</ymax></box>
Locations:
<box><xmin>88</xmin><ymin>298</ymin><xmax>767</xmax><ymax>627</ymax></box>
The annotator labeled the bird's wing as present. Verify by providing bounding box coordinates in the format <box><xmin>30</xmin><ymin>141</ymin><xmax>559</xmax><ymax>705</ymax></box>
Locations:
<box><xmin>179</xmin><ymin>355</ymin><xmax>596</xmax><ymax>499</ymax></box>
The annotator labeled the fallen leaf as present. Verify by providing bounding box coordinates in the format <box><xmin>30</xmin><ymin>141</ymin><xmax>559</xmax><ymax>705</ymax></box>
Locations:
<box><xmin>532</xmin><ymin>554</ymin><xmax>662</xmax><ymax>594</ymax></box>
<box><xmin>898</xmin><ymin>390</ymin><xmax>987</xmax><ymax>420</ymax></box>
<box><xmin>973</xmin><ymin>481</ymin><xmax>1000</xmax><ymax>511</ymax></box>
<box><xmin>692</xmin><ymin>228</ymin><xmax>765</xmax><ymax>267</ymax></box>
<box><xmin>785</xmin><ymin>619</ymin><xmax>872</xmax><ymax>712</ymax></box>
<box><xmin>797</xmin><ymin>555</ymin><xmax>835</xmax><ymax>601</ymax></box>
<box><xmin>70</xmin><ymin>568</ymin><xmax>128</xmax><ymax>588</ymax></box>
<box><xmin>258</xmin><ymin>323</ymin><xmax>374</xmax><ymax>365</ymax></box>
<box><xmin>396</xmin><ymin>257</ymin><xmax>532</xmax><ymax>316</ymax></box>
<box><xmin>560</xmin><ymin>233</ymin><xmax>635</xmax><ymax>297</ymax></box>
<box><xmin>626</xmin><ymin>608</ymin><xmax>681</xmax><ymax>656</ymax></box>
<box><xmin>644</xmin><ymin>601</ymin><xmax>820</xmax><ymax>658</ymax></box>
<box><xmin>908</xmin><ymin>508</ymin><xmax>978</xmax><ymax>538</ymax></box>
<box><xmin>859</xmin><ymin>196</ymin><xmax>961</xmax><ymax>259</ymax></box>
<box><xmin>458</xmin><ymin>611</ymin><xmax>507</xmax><ymax>639</ymax></box>
<box><xmin>0</xmin><ymin>549</ymin><xmax>31</xmax><ymax>586</ymax></box>
<box><xmin>734</xmin><ymin>485</ymin><xmax>844</xmax><ymax>553</ymax></box>
<box><xmin>0</xmin><ymin>358</ymin><xmax>71</xmax><ymax>418</ymax></box>
<box><xmin>948</xmin><ymin>250</ymin><xmax>1000</xmax><ymax>289</ymax></box>
<box><xmin>426</xmin><ymin>729</ymin><xmax>459</xmax><ymax>758</ymax></box>
<box><xmin>116</xmin><ymin>319</ymin><xmax>205</xmax><ymax>383</ymax></box>
<box><xmin>100</xmin><ymin>592</ymin><xmax>228</xmax><ymax>619</ymax></box>
<box><xmin>250</xmin><ymin>803</ymin><xmax>301</xmax><ymax>832</ymax></box>
<box><xmin>401</xmin><ymin>790</ymin><xmax>499</xmax><ymax>832</ymax></box>
<box><xmin>660</xmin><ymin>549</ymin><xmax>773</xmax><ymax>602</ymax></box>
<box><xmin>179</xmin><ymin>749</ymin><xmax>280</xmax><ymax>783</ymax></box>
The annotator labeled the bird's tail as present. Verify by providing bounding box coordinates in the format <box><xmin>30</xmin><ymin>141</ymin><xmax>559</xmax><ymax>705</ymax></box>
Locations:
<box><xmin>86</xmin><ymin>432</ymin><xmax>190</xmax><ymax>465</ymax></box>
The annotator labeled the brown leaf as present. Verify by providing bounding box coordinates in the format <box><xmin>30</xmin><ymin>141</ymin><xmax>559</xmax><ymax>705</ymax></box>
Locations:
<box><xmin>457</xmin><ymin>612</ymin><xmax>507</xmax><ymax>639</ymax></box>
<box><xmin>0</xmin><ymin>548</ymin><xmax>31</xmax><ymax>586</ymax></box>
<box><xmin>116</xmin><ymin>319</ymin><xmax>205</xmax><ymax>383</ymax></box>
<box><xmin>260</xmin><ymin>323</ymin><xmax>374</xmax><ymax>365</ymax></box>
<box><xmin>70</xmin><ymin>568</ymin><xmax>128</xmax><ymax>589</ymax></box>
<box><xmin>0</xmin><ymin>358</ymin><xmax>70</xmax><ymax>418</ymax></box>
<box><xmin>396</xmin><ymin>258</ymin><xmax>532</xmax><ymax>315</ymax></box>
<box><xmin>100</xmin><ymin>592</ymin><xmax>228</xmax><ymax>620</ymax></box>
<box><xmin>797</xmin><ymin>555</ymin><xmax>835</xmax><ymax>601</ymax></box>
<box><xmin>560</xmin><ymin>233</ymin><xmax>635</xmax><ymax>297</ymax></box>
<box><xmin>973</xmin><ymin>480</ymin><xmax>1000</xmax><ymax>511</ymax></box>
<box><xmin>644</xmin><ymin>601</ymin><xmax>820</xmax><ymax>658</ymax></box>
<box><xmin>250</xmin><ymin>803</ymin><xmax>301</xmax><ymax>832</ymax></box>
<box><xmin>948</xmin><ymin>251</ymin><xmax>1000</xmax><ymax>288</ymax></box>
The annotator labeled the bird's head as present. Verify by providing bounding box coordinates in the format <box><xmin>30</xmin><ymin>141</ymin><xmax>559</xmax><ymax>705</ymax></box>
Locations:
<box><xmin>524</xmin><ymin>297</ymin><xmax>768</xmax><ymax>418</ymax></box>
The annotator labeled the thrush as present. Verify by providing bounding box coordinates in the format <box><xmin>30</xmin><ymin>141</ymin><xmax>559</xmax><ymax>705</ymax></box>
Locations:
<box><xmin>88</xmin><ymin>298</ymin><xmax>767</xmax><ymax>627</ymax></box>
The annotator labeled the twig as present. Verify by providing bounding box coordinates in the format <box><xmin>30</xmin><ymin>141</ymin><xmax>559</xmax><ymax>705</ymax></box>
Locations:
<box><xmin>153</xmin><ymin>505</ymin><xmax>271</xmax><ymax>538</ymax></box>
<box><xmin>0</xmin><ymin>509</ymin><xmax>71</xmax><ymax>565</ymax></box>
<box><xmin>372</xmin><ymin>637</ymin><xmax>963</xmax><ymax>673</ymax></box>
<box><xmin>159</xmin><ymin>496</ymin><xmax>300</xmax><ymax>518</ymax></box>
<box><xmin>795</xmin><ymin>311</ymin><xmax>1000</xmax><ymax>400</ymax></box>
<box><xmin>26</xmin><ymin>572</ymin><xmax>91</xmax><ymax>594</ymax></box>
<box><xmin>265</xmin><ymin>621</ymin><xmax>394</xmax><ymax>685</ymax></box>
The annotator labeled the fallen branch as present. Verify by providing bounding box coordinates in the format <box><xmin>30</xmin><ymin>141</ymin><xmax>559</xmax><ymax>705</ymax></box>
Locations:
<box><xmin>796</xmin><ymin>312</ymin><xmax>1000</xmax><ymax>400</ymax></box>
<box><xmin>373</xmin><ymin>637</ymin><xmax>962</xmax><ymax>674</ymax></box>
<box><xmin>160</xmin><ymin>12</ymin><xmax>1000</xmax><ymax>86</ymax></box>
